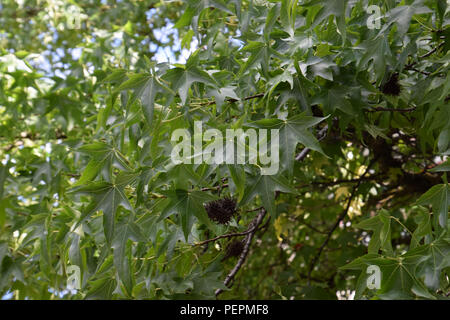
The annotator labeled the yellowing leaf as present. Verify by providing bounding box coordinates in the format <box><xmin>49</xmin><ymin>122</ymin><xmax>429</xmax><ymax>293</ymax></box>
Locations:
<box><xmin>274</xmin><ymin>214</ymin><xmax>290</xmax><ymax>242</ymax></box>
<box><xmin>335</xmin><ymin>186</ymin><xmax>350</xmax><ymax>200</ymax></box>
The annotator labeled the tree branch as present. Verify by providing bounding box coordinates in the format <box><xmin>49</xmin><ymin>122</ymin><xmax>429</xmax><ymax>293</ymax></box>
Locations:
<box><xmin>194</xmin><ymin>224</ymin><xmax>260</xmax><ymax>247</ymax></box>
<box><xmin>297</xmin><ymin>174</ymin><xmax>382</xmax><ymax>188</ymax></box>
<box><xmin>201</xmin><ymin>93</ymin><xmax>265</xmax><ymax>106</ymax></box>
<box><xmin>216</xmin><ymin>123</ymin><xmax>328</xmax><ymax>297</ymax></box>
<box><xmin>215</xmin><ymin>208</ymin><xmax>267</xmax><ymax>297</ymax></box>
<box><xmin>405</xmin><ymin>42</ymin><xmax>444</xmax><ymax>69</ymax></box>
<box><xmin>306</xmin><ymin>161</ymin><xmax>375</xmax><ymax>284</ymax></box>
<box><xmin>367</xmin><ymin>106</ymin><xmax>416</xmax><ymax>113</ymax></box>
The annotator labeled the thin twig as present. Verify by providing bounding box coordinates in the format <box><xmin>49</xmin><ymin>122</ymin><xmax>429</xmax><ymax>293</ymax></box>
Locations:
<box><xmin>194</xmin><ymin>226</ymin><xmax>258</xmax><ymax>247</ymax></box>
<box><xmin>297</xmin><ymin>174</ymin><xmax>382</xmax><ymax>188</ymax></box>
<box><xmin>306</xmin><ymin>160</ymin><xmax>375</xmax><ymax>284</ymax></box>
<box><xmin>367</xmin><ymin>106</ymin><xmax>416</xmax><ymax>113</ymax></box>
<box><xmin>200</xmin><ymin>184</ymin><xmax>229</xmax><ymax>192</ymax></box>
<box><xmin>295</xmin><ymin>125</ymin><xmax>328</xmax><ymax>161</ymax></box>
<box><xmin>202</xmin><ymin>93</ymin><xmax>264</xmax><ymax>107</ymax></box>
<box><xmin>245</xmin><ymin>206</ymin><xmax>264</xmax><ymax>213</ymax></box>
<box><xmin>404</xmin><ymin>66</ymin><xmax>431</xmax><ymax>76</ymax></box>
<box><xmin>405</xmin><ymin>42</ymin><xmax>444</xmax><ymax>69</ymax></box>
<box><xmin>302</xmin><ymin>221</ymin><xmax>328</xmax><ymax>234</ymax></box>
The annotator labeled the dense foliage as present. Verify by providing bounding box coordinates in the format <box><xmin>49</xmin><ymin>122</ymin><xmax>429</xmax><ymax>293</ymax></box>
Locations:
<box><xmin>0</xmin><ymin>0</ymin><xmax>449</xmax><ymax>300</ymax></box>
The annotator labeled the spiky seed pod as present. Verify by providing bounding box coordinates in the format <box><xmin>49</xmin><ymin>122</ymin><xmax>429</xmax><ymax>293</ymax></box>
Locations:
<box><xmin>204</xmin><ymin>197</ymin><xmax>237</xmax><ymax>225</ymax></box>
<box><xmin>220</xmin><ymin>196</ymin><xmax>237</xmax><ymax>215</ymax></box>
<box><xmin>381</xmin><ymin>72</ymin><xmax>401</xmax><ymax>96</ymax></box>
<box><xmin>204</xmin><ymin>200</ymin><xmax>231</xmax><ymax>224</ymax></box>
<box><xmin>221</xmin><ymin>240</ymin><xmax>244</xmax><ymax>262</ymax></box>
<box><xmin>204</xmin><ymin>200</ymin><xmax>223</xmax><ymax>222</ymax></box>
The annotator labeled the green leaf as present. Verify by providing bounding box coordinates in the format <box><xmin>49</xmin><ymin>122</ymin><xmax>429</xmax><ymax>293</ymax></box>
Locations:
<box><xmin>76</xmin><ymin>141</ymin><xmax>131</xmax><ymax>184</ymax></box>
<box><xmin>112</xmin><ymin>219</ymin><xmax>145</xmax><ymax>295</ymax></box>
<box><xmin>357</xmin><ymin>36</ymin><xmax>392</xmax><ymax>82</ymax></box>
<box><xmin>0</xmin><ymin>198</ymin><xmax>10</xmax><ymax>228</ymax></box>
<box><xmin>239</xmin><ymin>41</ymin><xmax>270</xmax><ymax>76</ymax></box>
<box><xmin>415</xmin><ymin>237</ymin><xmax>450</xmax><ymax>290</ymax></box>
<box><xmin>248</xmin><ymin>114</ymin><xmax>328</xmax><ymax>174</ymax></box>
<box><xmin>308</xmin><ymin>0</ymin><xmax>348</xmax><ymax>43</ymax></box>
<box><xmin>385</xmin><ymin>3</ymin><xmax>432</xmax><ymax>38</ymax></box>
<box><xmin>417</xmin><ymin>184</ymin><xmax>449</xmax><ymax>229</ymax></box>
<box><xmin>163</xmin><ymin>53</ymin><xmax>217</xmax><ymax>104</ymax></box>
<box><xmin>116</xmin><ymin>73</ymin><xmax>170</xmax><ymax>127</ymax></box>
<box><xmin>228</xmin><ymin>165</ymin><xmax>246</xmax><ymax>202</ymax></box>
<box><xmin>85</xmin><ymin>277</ymin><xmax>116</xmax><ymax>299</ymax></box>
<box><xmin>240</xmin><ymin>174</ymin><xmax>297</xmax><ymax>218</ymax></box>
<box><xmin>158</xmin><ymin>189</ymin><xmax>217</xmax><ymax>240</ymax></box>
<box><xmin>0</xmin><ymin>164</ymin><xmax>9</xmax><ymax>198</ymax></box>
<box><xmin>354</xmin><ymin>210</ymin><xmax>393</xmax><ymax>255</ymax></box>
<box><xmin>341</xmin><ymin>251</ymin><xmax>436</xmax><ymax>299</ymax></box>
<box><xmin>71</xmin><ymin>182</ymin><xmax>134</xmax><ymax>243</ymax></box>
<box><xmin>429</xmin><ymin>159</ymin><xmax>450</xmax><ymax>172</ymax></box>
<box><xmin>264</xmin><ymin>3</ymin><xmax>281</xmax><ymax>41</ymax></box>
<box><xmin>101</xmin><ymin>69</ymin><xmax>127</xmax><ymax>84</ymax></box>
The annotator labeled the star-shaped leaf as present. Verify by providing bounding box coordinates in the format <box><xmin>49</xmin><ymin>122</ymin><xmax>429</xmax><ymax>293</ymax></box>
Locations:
<box><xmin>163</xmin><ymin>52</ymin><xmax>217</xmax><ymax>104</ymax></box>
<box><xmin>384</xmin><ymin>1</ymin><xmax>432</xmax><ymax>38</ymax></box>
<box><xmin>357</xmin><ymin>36</ymin><xmax>393</xmax><ymax>82</ymax></box>
<box><xmin>112</xmin><ymin>219</ymin><xmax>145</xmax><ymax>296</ymax></box>
<box><xmin>71</xmin><ymin>182</ymin><xmax>133</xmax><ymax>244</ymax></box>
<box><xmin>415</xmin><ymin>237</ymin><xmax>450</xmax><ymax>290</ymax></box>
<box><xmin>76</xmin><ymin>142</ymin><xmax>131</xmax><ymax>185</ymax></box>
<box><xmin>158</xmin><ymin>189</ymin><xmax>217</xmax><ymax>240</ymax></box>
<box><xmin>116</xmin><ymin>73</ymin><xmax>172</xmax><ymax>127</ymax></box>
<box><xmin>341</xmin><ymin>251</ymin><xmax>436</xmax><ymax>299</ymax></box>
<box><xmin>354</xmin><ymin>210</ymin><xmax>393</xmax><ymax>255</ymax></box>
<box><xmin>248</xmin><ymin>114</ymin><xmax>328</xmax><ymax>175</ymax></box>
<box><xmin>240</xmin><ymin>174</ymin><xmax>297</xmax><ymax>218</ymax></box>
<box><xmin>308</xmin><ymin>0</ymin><xmax>348</xmax><ymax>44</ymax></box>
<box><xmin>417</xmin><ymin>183</ymin><xmax>449</xmax><ymax>229</ymax></box>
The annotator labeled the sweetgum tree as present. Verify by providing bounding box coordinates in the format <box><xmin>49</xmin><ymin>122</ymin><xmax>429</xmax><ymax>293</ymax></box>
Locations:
<box><xmin>0</xmin><ymin>0</ymin><xmax>449</xmax><ymax>299</ymax></box>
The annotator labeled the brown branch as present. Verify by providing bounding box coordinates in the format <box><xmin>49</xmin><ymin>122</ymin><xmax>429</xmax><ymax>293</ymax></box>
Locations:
<box><xmin>405</xmin><ymin>42</ymin><xmax>445</xmax><ymax>69</ymax></box>
<box><xmin>62</xmin><ymin>172</ymin><xmax>81</xmax><ymax>178</ymax></box>
<box><xmin>306</xmin><ymin>160</ymin><xmax>375</xmax><ymax>284</ymax></box>
<box><xmin>297</xmin><ymin>174</ymin><xmax>382</xmax><ymax>188</ymax></box>
<box><xmin>194</xmin><ymin>226</ymin><xmax>258</xmax><ymax>247</ymax></box>
<box><xmin>393</xmin><ymin>43</ymin><xmax>446</xmax><ymax>77</ymax></box>
<box><xmin>367</xmin><ymin>106</ymin><xmax>416</xmax><ymax>113</ymax></box>
<box><xmin>404</xmin><ymin>66</ymin><xmax>431</xmax><ymax>76</ymax></box>
<box><xmin>200</xmin><ymin>184</ymin><xmax>229</xmax><ymax>192</ymax></box>
<box><xmin>245</xmin><ymin>206</ymin><xmax>264</xmax><ymax>213</ymax></box>
<box><xmin>419</xmin><ymin>43</ymin><xmax>444</xmax><ymax>59</ymax></box>
<box><xmin>238</xmin><ymin>93</ymin><xmax>265</xmax><ymax>102</ymax></box>
<box><xmin>216</xmin><ymin>126</ymin><xmax>324</xmax><ymax>297</ymax></box>
<box><xmin>302</xmin><ymin>221</ymin><xmax>328</xmax><ymax>234</ymax></box>
<box><xmin>215</xmin><ymin>208</ymin><xmax>267</xmax><ymax>297</ymax></box>
<box><xmin>201</xmin><ymin>93</ymin><xmax>265</xmax><ymax>107</ymax></box>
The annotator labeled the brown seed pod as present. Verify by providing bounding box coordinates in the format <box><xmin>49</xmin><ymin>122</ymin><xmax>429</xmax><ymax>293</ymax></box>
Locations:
<box><xmin>220</xmin><ymin>196</ymin><xmax>237</xmax><ymax>215</ymax></box>
<box><xmin>221</xmin><ymin>240</ymin><xmax>244</xmax><ymax>261</ymax></box>
<box><xmin>204</xmin><ymin>197</ymin><xmax>237</xmax><ymax>225</ymax></box>
<box><xmin>381</xmin><ymin>72</ymin><xmax>401</xmax><ymax>96</ymax></box>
